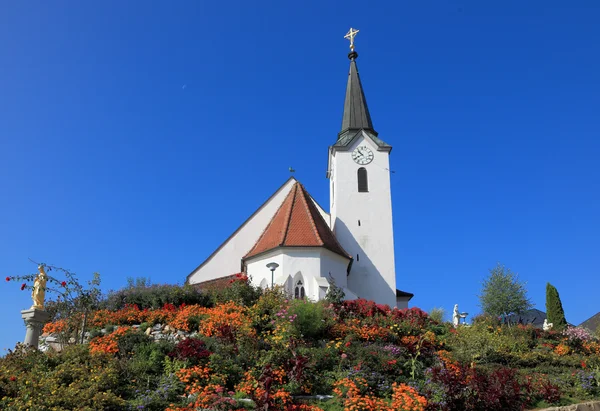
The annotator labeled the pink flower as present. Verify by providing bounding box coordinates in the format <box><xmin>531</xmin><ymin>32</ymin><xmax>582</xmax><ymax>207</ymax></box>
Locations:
<box><xmin>341</xmin><ymin>353</ymin><xmax>348</xmax><ymax>359</ymax></box>
<box><xmin>20</xmin><ymin>283</ymin><xmax>26</xmax><ymax>291</ymax></box>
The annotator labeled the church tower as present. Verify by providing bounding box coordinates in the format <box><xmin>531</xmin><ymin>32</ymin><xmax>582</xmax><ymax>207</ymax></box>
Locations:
<box><xmin>328</xmin><ymin>29</ymin><xmax>397</xmax><ymax>307</ymax></box>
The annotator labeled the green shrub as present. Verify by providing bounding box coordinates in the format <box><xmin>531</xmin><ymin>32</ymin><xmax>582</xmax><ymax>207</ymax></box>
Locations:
<box><xmin>546</xmin><ymin>283</ymin><xmax>567</xmax><ymax>330</ymax></box>
<box><xmin>289</xmin><ymin>299</ymin><xmax>332</xmax><ymax>341</ymax></box>
<box><xmin>0</xmin><ymin>344</ymin><xmax>124</xmax><ymax>410</ymax></box>
<box><xmin>206</xmin><ymin>276</ymin><xmax>262</xmax><ymax>307</ymax></box>
<box><xmin>429</xmin><ymin>307</ymin><xmax>446</xmax><ymax>323</ymax></box>
<box><xmin>102</xmin><ymin>283</ymin><xmax>210</xmax><ymax>310</ymax></box>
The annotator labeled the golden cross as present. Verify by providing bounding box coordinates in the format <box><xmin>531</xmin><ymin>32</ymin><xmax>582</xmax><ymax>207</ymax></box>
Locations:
<box><xmin>344</xmin><ymin>27</ymin><xmax>360</xmax><ymax>51</ymax></box>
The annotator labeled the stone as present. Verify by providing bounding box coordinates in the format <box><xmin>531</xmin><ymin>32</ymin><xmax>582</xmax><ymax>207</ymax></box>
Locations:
<box><xmin>21</xmin><ymin>308</ymin><xmax>50</xmax><ymax>349</ymax></box>
<box><xmin>145</xmin><ymin>327</ymin><xmax>152</xmax><ymax>336</ymax></box>
<box><xmin>535</xmin><ymin>400</ymin><xmax>600</xmax><ymax>411</ymax></box>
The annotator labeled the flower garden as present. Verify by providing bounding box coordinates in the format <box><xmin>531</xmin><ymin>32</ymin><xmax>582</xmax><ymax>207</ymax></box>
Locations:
<box><xmin>1</xmin><ymin>275</ymin><xmax>600</xmax><ymax>410</ymax></box>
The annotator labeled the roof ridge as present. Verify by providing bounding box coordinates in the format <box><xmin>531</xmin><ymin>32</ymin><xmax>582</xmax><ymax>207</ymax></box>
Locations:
<box><xmin>280</xmin><ymin>183</ymin><xmax>299</xmax><ymax>246</ymax></box>
<box><xmin>296</xmin><ymin>183</ymin><xmax>324</xmax><ymax>246</ymax></box>
<box><xmin>245</xmin><ymin>184</ymin><xmax>294</xmax><ymax>258</ymax></box>
<box><xmin>300</xmin><ymin>184</ymin><xmax>352</xmax><ymax>259</ymax></box>
<box><xmin>187</xmin><ymin>177</ymin><xmax>298</xmax><ymax>283</ymax></box>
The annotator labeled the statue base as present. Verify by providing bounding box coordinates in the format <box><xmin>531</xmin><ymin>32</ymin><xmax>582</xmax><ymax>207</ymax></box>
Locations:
<box><xmin>21</xmin><ymin>308</ymin><xmax>50</xmax><ymax>349</ymax></box>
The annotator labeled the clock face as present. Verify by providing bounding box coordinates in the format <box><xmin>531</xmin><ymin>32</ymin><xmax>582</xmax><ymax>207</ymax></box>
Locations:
<box><xmin>352</xmin><ymin>146</ymin><xmax>374</xmax><ymax>165</ymax></box>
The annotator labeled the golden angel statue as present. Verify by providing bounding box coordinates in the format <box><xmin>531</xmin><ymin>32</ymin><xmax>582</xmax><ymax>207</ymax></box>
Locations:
<box><xmin>31</xmin><ymin>265</ymin><xmax>48</xmax><ymax>310</ymax></box>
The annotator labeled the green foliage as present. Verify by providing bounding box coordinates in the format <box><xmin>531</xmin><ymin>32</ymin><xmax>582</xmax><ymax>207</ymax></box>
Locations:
<box><xmin>429</xmin><ymin>307</ymin><xmax>446</xmax><ymax>323</ymax></box>
<box><xmin>288</xmin><ymin>299</ymin><xmax>332</xmax><ymax>341</ymax></box>
<box><xmin>546</xmin><ymin>282</ymin><xmax>567</xmax><ymax>329</ymax></box>
<box><xmin>0</xmin><ymin>344</ymin><xmax>125</xmax><ymax>410</ymax></box>
<box><xmin>448</xmin><ymin>322</ymin><xmax>534</xmax><ymax>365</ymax></box>
<box><xmin>103</xmin><ymin>283</ymin><xmax>210</xmax><ymax>310</ymax></box>
<box><xmin>206</xmin><ymin>275</ymin><xmax>262</xmax><ymax>307</ymax></box>
<box><xmin>126</xmin><ymin>276</ymin><xmax>152</xmax><ymax>288</ymax></box>
<box><xmin>324</xmin><ymin>275</ymin><xmax>345</xmax><ymax>305</ymax></box>
<box><xmin>478</xmin><ymin>263</ymin><xmax>533</xmax><ymax>319</ymax></box>
<box><xmin>3</xmin><ymin>267</ymin><xmax>600</xmax><ymax>409</ymax></box>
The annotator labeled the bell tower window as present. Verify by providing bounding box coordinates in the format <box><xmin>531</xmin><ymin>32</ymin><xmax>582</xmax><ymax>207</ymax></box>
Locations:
<box><xmin>358</xmin><ymin>167</ymin><xmax>368</xmax><ymax>192</ymax></box>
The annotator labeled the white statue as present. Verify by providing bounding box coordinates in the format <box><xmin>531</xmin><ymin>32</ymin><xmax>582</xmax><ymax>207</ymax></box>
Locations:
<box><xmin>452</xmin><ymin>304</ymin><xmax>460</xmax><ymax>327</ymax></box>
<box><xmin>543</xmin><ymin>318</ymin><xmax>553</xmax><ymax>331</ymax></box>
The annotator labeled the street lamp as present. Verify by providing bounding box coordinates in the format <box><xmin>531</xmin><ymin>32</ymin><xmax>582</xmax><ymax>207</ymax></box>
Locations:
<box><xmin>266</xmin><ymin>262</ymin><xmax>279</xmax><ymax>288</ymax></box>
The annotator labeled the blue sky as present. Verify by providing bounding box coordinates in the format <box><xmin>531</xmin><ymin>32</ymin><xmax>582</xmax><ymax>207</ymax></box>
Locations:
<box><xmin>1</xmin><ymin>1</ymin><xmax>599</xmax><ymax>351</ymax></box>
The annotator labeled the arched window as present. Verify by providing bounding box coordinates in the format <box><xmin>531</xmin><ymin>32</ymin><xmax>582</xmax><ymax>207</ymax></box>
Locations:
<box><xmin>294</xmin><ymin>280</ymin><xmax>305</xmax><ymax>299</ymax></box>
<box><xmin>260</xmin><ymin>278</ymin><xmax>269</xmax><ymax>290</ymax></box>
<box><xmin>357</xmin><ymin>167</ymin><xmax>368</xmax><ymax>192</ymax></box>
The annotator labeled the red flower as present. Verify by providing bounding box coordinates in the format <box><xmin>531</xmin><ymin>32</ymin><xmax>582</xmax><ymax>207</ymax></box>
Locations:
<box><xmin>20</xmin><ymin>283</ymin><xmax>26</xmax><ymax>291</ymax></box>
<box><xmin>5</xmin><ymin>276</ymin><xmax>10</xmax><ymax>282</ymax></box>
<box><xmin>61</xmin><ymin>281</ymin><xmax>67</xmax><ymax>287</ymax></box>
<box><xmin>582</xmin><ymin>361</ymin><xmax>587</xmax><ymax>368</ymax></box>
<box><xmin>9</xmin><ymin>376</ymin><xmax>16</xmax><ymax>381</ymax></box>
<box><xmin>345</xmin><ymin>341</ymin><xmax>351</xmax><ymax>347</ymax></box>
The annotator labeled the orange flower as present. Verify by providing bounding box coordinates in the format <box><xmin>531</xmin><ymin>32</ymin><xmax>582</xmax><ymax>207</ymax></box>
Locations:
<box><xmin>89</xmin><ymin>326</ymin><xmax>132</xmax><ymax>355</ymax></box>
<box><xmin>391</xmin><ymin>383</ymin><xmax>427</xmax><ymax>411</ymax></box>
<box><xmin>42</xmin><ymin>319</ymin><xmax>68</xmax><ymax>335</ymax></box>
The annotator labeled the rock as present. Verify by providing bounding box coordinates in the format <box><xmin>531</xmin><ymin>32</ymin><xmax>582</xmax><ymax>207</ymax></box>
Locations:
<box><xmin>152</xmin><ymin>324</ymin><xmax>162</xmax><ymax>331</ymax></box>
<box><xmin>145</xmin><ymin>327</ymin><xmax>152</xmax><ymax>336</ymax></box>
<box><xmin>164</xmin><ymin>325</ymin><xmax>171</xmax><ymax>332</ymax></box>
<box><xmin>535</xmin><ymin>401</ymin><xmax>600</xmax><ymax>411</ymax></box>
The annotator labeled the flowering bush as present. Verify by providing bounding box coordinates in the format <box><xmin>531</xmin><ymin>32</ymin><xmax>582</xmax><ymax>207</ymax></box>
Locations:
<box><xmin>563</xmin><ymin>326</ymin><xmax>594</xmax><ymax>347</ymax></box>
<box><xmin>168</xmin><ymin>338</ymin><xmax>211</xmax><ymax>365</ymax></box>
<box><xmin>5</xmin><ymin>277</ymin><xmax>600</xmax><ymax>409</ymax></box>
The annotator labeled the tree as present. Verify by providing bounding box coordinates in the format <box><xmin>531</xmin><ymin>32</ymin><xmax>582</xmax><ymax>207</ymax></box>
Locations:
<box><xmin>429</xmin><ymin>307</ymin><xmax>446</xmax><ymax>323</ymax></box>
<box><xmin>546</xmin><ymin>282</ymin><xmax>567</xmax><ymax>329</ymax></box>
<box><xmin>325</xmin><ymin>275</ymin><xmax>345</xmax><ymax>305</ymax></box>
<box><xmin>6</xmin><ymin>261</ymin><xmax>102</xmax><ymax>345</ymax></box>
<box><xmin>478</xmin><ymin>263</ymin><xmax>532</xmax><ymax>322</ymax></box>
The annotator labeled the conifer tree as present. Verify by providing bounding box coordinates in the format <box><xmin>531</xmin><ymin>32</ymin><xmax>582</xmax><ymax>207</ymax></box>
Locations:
<box><xmin>546</xmin><ymin>282</ymin><xmax>567</xmax><ymax>329</ymax></box>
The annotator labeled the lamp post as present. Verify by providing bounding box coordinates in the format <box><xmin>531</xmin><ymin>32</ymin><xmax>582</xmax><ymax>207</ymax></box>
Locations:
<box><xmin>266</xmin><ymin>262</ymin><xmax>279</xmax><ymax>288</ymax></box>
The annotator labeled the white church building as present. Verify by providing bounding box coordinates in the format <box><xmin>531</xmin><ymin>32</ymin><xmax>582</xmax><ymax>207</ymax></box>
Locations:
<box><xmin>186</xmin><ymin>34</ymin><xmax>413</xmax><ymax>309</ymax></box>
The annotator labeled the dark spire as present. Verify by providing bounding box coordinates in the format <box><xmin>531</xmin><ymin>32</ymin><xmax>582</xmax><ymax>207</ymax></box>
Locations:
<box><xmin>339</xmin><ymin>50</ymin><xmax>377</xmax><ymax>138</ymax></box>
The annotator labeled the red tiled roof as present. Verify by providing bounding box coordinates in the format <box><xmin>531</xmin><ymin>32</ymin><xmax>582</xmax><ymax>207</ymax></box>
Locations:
<box><xmin>191</xmin><ymin>273</ymin><xmax>240</xmax><ymax>291</ymax></box>
<box><xmin>244</xmin><ymin>182</ymin><xmax>351</xmax><ymax>260</ymax></box>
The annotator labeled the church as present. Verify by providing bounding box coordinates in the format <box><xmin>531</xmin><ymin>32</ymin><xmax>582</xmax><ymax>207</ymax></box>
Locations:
<box><xmin>186</xmin><ymin>29</ymin><xmax>413</xmax><ymax>309</ymax></box>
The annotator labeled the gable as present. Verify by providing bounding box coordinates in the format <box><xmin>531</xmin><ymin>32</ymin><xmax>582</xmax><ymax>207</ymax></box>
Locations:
<box><xmin>186</xmin><ymin>178</ymin><xmax>297</xmax><ymax>285</ymax></box>
<box><xmin>244</xmin><ymin>182</ymin><xmax>350</xmax><ymax>261</ymax></box>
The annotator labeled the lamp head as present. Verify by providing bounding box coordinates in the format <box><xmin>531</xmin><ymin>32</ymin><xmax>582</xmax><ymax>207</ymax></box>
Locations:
<box><xmin>266</xmin><ymin>262</ymin><xmax>279</xmax><ymax>272</ymax></box>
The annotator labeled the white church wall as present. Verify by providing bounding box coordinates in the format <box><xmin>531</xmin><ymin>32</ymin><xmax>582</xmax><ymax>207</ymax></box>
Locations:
<box><xmin>246</xmin><ymin>247</ymin><xmax>350</xmax><ymax>302</ymax></box>
<box><xmin>319</xmin><ymin>249</ymin><xmax>350</xmax><ymax>291</ymax></box>
<box><xmin>187</xmin><ymin>179</ymin><xmax>296</xmax><ymax>285</ymax></box>
<box><xmin>396</xmin><ymin>296</ymin><xmax>410</xmax><ymax>310</ymax></box>
<box><xmin>330</xmin><ymin>132</ymin><xmax>397</xmax><ymax>308</ymax></box>
<box><xmin>246</xmin><ymin>249</ymin><xmax>285</xmax><ymax>290</ymax></box>
<box><xmin>311</xmin><ymin>197</ymin><xmax>331</xmax><ymax>228</ymax></box>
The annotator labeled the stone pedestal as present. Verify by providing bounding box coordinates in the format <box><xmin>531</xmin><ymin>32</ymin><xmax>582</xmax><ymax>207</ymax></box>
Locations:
<box><xmin>21</xmin><ymin>308</ymin><xmax>50</xmax><ymax>348</ymax></box>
